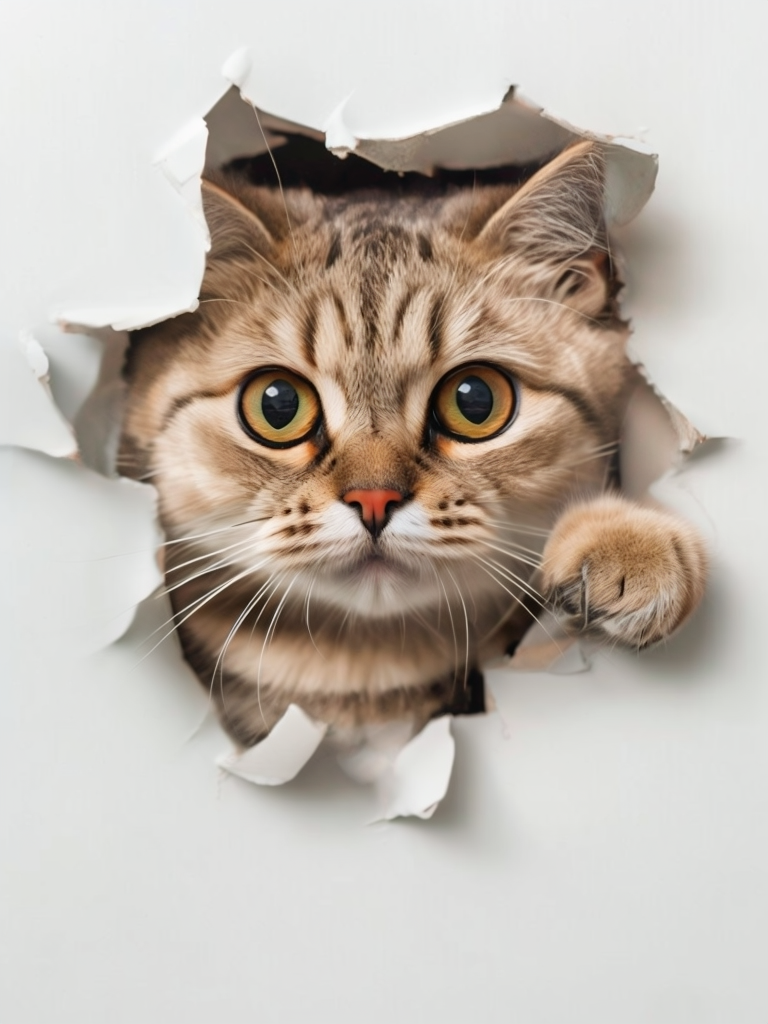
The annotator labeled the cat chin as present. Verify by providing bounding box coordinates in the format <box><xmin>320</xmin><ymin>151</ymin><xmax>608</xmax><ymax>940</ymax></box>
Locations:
<box><xmin>306</xmin><ymin>563</ymin><xmax>440</xmax><ymax>619</ymax></box>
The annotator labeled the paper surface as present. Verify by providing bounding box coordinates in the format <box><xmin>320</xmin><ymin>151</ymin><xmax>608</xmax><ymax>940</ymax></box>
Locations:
<box><xmin>0</xmin><ymin>449</ymin><xmax>162</xmax><ymax>652</ymax></box>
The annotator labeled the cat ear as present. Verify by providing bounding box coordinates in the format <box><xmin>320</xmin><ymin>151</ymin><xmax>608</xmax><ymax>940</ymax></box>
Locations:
<box><xmin>477</xmin><ymin>141</ymin><xmax>613</xmax><ymax>315</ymax></box>
<box><xmin>201</xmin><ymin>177</ymin><xmax>276</xmax><ymax>264</ymax></box>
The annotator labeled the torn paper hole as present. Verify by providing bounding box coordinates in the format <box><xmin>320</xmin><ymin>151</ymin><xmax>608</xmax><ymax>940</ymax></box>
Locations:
<box><xmin>38</xmin><ymin>62</ymin><xmax>713</xmax><ymax>818</ymax></box>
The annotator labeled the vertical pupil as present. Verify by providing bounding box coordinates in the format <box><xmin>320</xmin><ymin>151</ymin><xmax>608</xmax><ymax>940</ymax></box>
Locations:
<box><xmin>262</xmin><ymin>379</ymin><xmax>300</xmax><ymax>429</ymax></box>
<box><xmin>456</xmin><ymin>376</ymin><xmax>493</xmax><ymax>424</ymax></box>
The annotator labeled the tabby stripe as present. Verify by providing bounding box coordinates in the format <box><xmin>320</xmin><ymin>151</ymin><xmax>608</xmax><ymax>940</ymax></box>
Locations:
<box><xmin>361</xmin><ymin>285</ymin><xmax>379</xmax><ymax>350</ymax></box>
<box><xmin>392</xmin><ymin>287</ymin><xmax>414</xmax><ymax>345</ymax></box>
<box><xmin>417</xmin><ymin>233</ymin><xmax>433</xmax><ymax>261</ymax></box>
<box><xmin>607</xmin><ymin>446</ymin><xmax>622</xmax><ymax>488</ymax></box>
<box><xmin>521</xmin><ymin>379</ymin><xmax>602</xmax><ymax>433</ymax></box>
<box><xmin>332</xmin><ymin>291</ymin><xmax>354</xmax><ymax>349</ymax></box>
<box><xmin>325</xmin><ymin>233</ymin><xmax>342</xmax><ymax>269</ymax></box>
<box><xmin>162</xmin><ymin>388</ymin><xmax>226</xmax><ymax>427</ymax></box>
<box><xmin>427</xmin><ymin>295</ymin><xmax>444</xmax><ymax>363</ymax></box>
<box><xmin>301</xmin><ymin>295</ymin><xmax>319</xmax><ymax>367</ymax></box>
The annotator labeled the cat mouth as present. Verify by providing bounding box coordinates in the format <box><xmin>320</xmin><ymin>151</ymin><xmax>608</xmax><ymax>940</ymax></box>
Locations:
<box><xmin>354</xmin><ymin>551</ymin><xmax>397</xmax><ymax>571</ymax></box>
<box><xmin>342</xmin><ymin>550</ymin><xmax>411</xmax><ymax>581</ymax></box>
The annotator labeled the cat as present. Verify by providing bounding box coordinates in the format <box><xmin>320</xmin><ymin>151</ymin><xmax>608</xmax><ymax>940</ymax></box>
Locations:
<box><xmin>119</xmin><ymin>140</ymin><xmax>708</xmax><ymax>748</ymax></box>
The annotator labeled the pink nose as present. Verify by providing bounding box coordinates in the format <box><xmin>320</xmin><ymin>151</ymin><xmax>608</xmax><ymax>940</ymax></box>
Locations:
<box><xmin>343</xmin><ymin>489</ymin><xmax>404</xmax><ymax>536</ymax></box>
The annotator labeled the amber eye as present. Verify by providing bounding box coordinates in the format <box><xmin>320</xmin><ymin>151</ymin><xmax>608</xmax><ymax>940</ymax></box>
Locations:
<box><xmin>431</xmin><ymin>363</ymin><xmax>518</xmax><ymax>442</ymax></box>
<box><xmin>237</xmin><ymin>368</ymin><xmax>321</xmax><ymax>448</ymax></box>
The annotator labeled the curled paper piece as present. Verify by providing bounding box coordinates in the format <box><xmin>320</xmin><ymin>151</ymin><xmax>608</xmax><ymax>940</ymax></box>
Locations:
<box><xmin>0</xmin><ymin>332</ymin><xmax>77</xmax><ymax>457</ymax></box>
<box><xmin>374</xmin><ymin>716</ymin><xmax>456</xmax><ymax>822</ymax></box>
<box><xmin>503</xmin><ymin>610</ymin><xmax>589</xmax><ymax>675</ymax></box>
<box><xmin>155</xmin><ymin>118</ymin><xmax>210</xmax><ymax>237</ymax></box>
<box><xmin>221</xmin><ymin>47</ymin><xmax>253</xmax><ymax>90</ymax></box>
<box><xmin>508</xmin><ymin>636</ymin><xmax>589</xmax><ymax>675</ymax></box>
<box><xmin>216</xmin><ymin>704</ymin><xmax>328</xmax><ymax>785</ymax></box>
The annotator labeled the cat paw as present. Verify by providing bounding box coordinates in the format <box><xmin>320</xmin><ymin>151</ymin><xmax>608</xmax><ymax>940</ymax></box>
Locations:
<box><xmin>541</xmin><ymin>496</ymin><xmax>707</xmax><ymax>648</ymax></box>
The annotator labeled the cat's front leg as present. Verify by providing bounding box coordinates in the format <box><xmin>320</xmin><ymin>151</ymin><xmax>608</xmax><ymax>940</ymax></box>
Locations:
<box><xmin>541</xmin><ymin>495</ymin><xmax>707</xmax><ymax>648</ymax></box>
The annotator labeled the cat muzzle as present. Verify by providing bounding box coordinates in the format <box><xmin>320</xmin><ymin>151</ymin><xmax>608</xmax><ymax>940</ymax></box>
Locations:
<box><xmin>343</xmin><ymin>488</ymin><xmax>406</xmax><ymax>538</ymax></box>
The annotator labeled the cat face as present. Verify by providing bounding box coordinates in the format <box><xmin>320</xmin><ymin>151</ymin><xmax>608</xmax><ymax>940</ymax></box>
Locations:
<box><xmin>122</xmin><ymin>142</ymin><xmax>630</xmax><ymax>624</ymax></box>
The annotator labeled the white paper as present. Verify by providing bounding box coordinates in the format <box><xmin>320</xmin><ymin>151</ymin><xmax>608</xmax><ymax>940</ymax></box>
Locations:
<box><xmin>0</xmin><ymin>332</ymin><xmax>77</xmax><ymax>457</ymax></box>
<box><xmin>375</xmin><ymin>716</ymin><xmax>456</xmax><ymax>822</ymax></box>
<box><xmin>216</xmin><ymin>704</ymin><xmax>328</xmax><ymax>785</ymax></box>
<box><xmin>155</xmin><ymin>117</ymin><xmax>210</xmax><ymax>238</ymax></box>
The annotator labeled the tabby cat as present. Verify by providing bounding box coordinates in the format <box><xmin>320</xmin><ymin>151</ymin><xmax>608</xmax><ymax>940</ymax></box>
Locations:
<box><xmin>120</xmin><ymin>141</ymin><xmax>707</xmax><ymax>747</ymax></box>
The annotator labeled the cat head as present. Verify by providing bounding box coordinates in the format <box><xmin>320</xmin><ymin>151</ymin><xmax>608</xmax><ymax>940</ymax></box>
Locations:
<box><xmin>121</xmin><ymin>141</ymin><xmax>630</xmax><ymax>620</ymax></box>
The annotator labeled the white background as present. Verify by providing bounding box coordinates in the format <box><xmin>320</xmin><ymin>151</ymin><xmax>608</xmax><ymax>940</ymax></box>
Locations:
<box><xmin>1</xmin><ymin>2</ymin><xmax>767</xmax><ymax>1021</ymax></box>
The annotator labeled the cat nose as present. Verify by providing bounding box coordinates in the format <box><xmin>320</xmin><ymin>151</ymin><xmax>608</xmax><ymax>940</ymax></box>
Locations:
<box><xmin>343</xmin><ymin>489</ymin><xmax>405</xmax><ymax>537</ymax></box>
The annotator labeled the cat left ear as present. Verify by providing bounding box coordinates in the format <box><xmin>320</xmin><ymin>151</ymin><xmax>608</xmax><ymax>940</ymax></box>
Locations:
<box><xmin>477</xmin><ymin>141</ymin><xmax>614</xmax><ymax>315</ymax></box>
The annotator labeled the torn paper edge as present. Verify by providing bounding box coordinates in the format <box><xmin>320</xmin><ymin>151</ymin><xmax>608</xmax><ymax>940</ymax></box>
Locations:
<box><xmin>224</xmin><ymin>54</ymin><xmax>657</xmax><ymax>228</ymax></box>
<box><xmin>648</xmin><ymin>383</ymin><xmax>707</xmax><ymax>455</ymax></box>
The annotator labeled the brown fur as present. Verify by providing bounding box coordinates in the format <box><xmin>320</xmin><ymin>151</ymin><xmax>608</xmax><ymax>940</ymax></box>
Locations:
<box><xmin>119</xmin><ymin>141</ymin><xmax>707</xmax><ymax>746</ymax></box>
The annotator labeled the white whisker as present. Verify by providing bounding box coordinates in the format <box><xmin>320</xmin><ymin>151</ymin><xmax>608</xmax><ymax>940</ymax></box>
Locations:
<box><xmin>211</xmin><ymin>571</ymin><xmax>280</xmax><ymax>711</ymax></box>
<box><xmin>303</xmin><ymin>570</ymin><xmax>324</xmax><ymax>659</ymax></box>
<box><xmin>476</xmin><ymin>552</ymin><xmax>544</xmax><ymax>605</ymax></box>
<box><xmin>136</xmin><ymin>559</ymin><xmax>272</xmax><ymax>663</ymax></box>
<box><xmin>478</xmin><ymin>539</ymin><xmax>544</xmax><ymax>574</ymax></box>
<box><xmin>255</xmin><ymin>574</ymin><xmax>300</xmax><ymax>728</ymax></box>
<box><xmin>434</xmin><ymin>567</ymin><xmax>459</xmax><ymax>686</ymax></box>
<box><xmin>444</xmin><ymin>565</ymin><xmax>470</xmax><ymax>692</ymax></box>
<box><xmin>474</xmin><ymin>561</ymin><xmax>563</xmax><ymax>654</ymax></box>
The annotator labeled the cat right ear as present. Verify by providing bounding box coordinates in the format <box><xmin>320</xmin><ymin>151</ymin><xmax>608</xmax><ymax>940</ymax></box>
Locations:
<box><xmin>201</xmin><ymin>177</ymin><xmax>276</xmax><ymax>264</ymax></box>
<box><xmin>476</xmin><ymin>141</ymin><xmax>615</xmax><ymax>316</ymax></box>
<box><xmin>477</xmin><ymin>141</ymin><xmax>606</xmax><ymax>260</ymax></box>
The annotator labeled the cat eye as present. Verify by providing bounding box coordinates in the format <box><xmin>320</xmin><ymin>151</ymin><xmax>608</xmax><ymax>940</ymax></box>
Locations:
<box><xmin>237</xmin><ymin>368</ymin><xmax>321</xmax><ymax>448</ymax></box>
<box><xmin>431</xmin><ymin>363</ymin><xmax>518</xmax><ymax>442</ymax></box>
